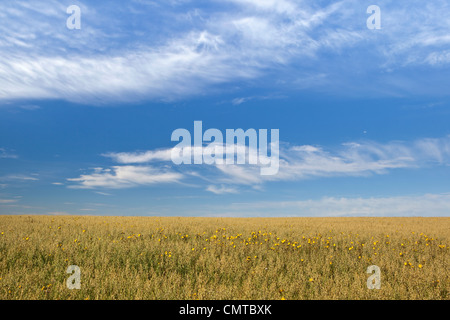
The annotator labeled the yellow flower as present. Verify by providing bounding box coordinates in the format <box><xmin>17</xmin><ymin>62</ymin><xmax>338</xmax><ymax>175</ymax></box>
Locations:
<box><xmin>309</xmin><ymin>278</ymin><xmax>314</xmax><ymax>282</ymax></box>
<box><xmin>418</xmin><ymin>264</ymin><xmax>423</xmax><ymax>268</ymax></box>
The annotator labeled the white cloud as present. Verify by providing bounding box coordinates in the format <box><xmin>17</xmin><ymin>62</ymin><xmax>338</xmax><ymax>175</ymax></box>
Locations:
<box><xmin>2</xmin><ymin>0</ymin><xmax>449</xmax><ymax>103</ymax></box>
<box><xmin>67</xmin><ymin>165</ymin><xmax>183</xmax><ymax>189</ymax></box>
<box><xmin>212</xmin><ymin>141</ymin><xmax>413</xmax><ymax>186</ymax></box>
<box><xmin>379</xmin><ymin>1</ymin><xmax>450</xmax><ymax>67</ymax></box>
<box><xmin>0</xmin><ymin>199</ymin><xmax>17</xmax><ymax>204</ymax></box>
<box><xmin>426</xmin><ymin>51</ymin><xmax>450</xmax><ymax>66</ymax></box>
<box><xmin>206</xmin><ymin>185</ymin><xmax>239</xmax><ymax>195</ymax></box>
<box><xmin>70</xmin><ymin>135</ymin><xmax>450</xmax><ymax>190</ymax></box>
<box><xmin>0</xmin><ymin>29</ymin><xmax>259</xmax><ymax>103</ymax></box>
<box><xmin>103</xmin><ymin>149</ymin><xmax>173</xmax><ymax>164</ymax></box>
<box><xmin>232</xmin><ymin>97</ymin><xmax>251</xmax><ymax>105</ymax></box>
<box><xmin>95</xmin><ymin>191</ymin><xmax>112</xmax><ymax>196</ymax></box>
<box><xmin>208</xmin><ymin>193</ymin><xmax>450</xmax><ymax>217</ymax></box>
<box><xmin>0</xmin><ymin>174</ymin><xmax>38</xmax><ymax>181</ymax></box>
<box><xmin>19</xmin><ymin>105</ymin><xmax>40</xmax><ymax>111</ymax></box>
<box><xmin>228</xmin><ymin>0</ymin><xmax>298</xmax><ymax>15</ymax></box>
<box><xmin>107</xmin><ymin>143</ymin><xmax>268</xmax><ymax>166</ymax></box>
<box><xmin>217</xmin><ymin>135</ymin><xmax>450</xmax><ymax>185</ymax></box>
<box><xmin>0</xmin><ymin>148</ymin><xmax>18</xmax><ymax>159</ymax></box>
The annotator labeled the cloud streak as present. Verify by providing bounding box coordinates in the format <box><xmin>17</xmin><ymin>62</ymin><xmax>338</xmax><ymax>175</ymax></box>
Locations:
<box><xmin>67</xmin><ymin>165</ymin><xmax>183</xmax><ymax>189</ymax></box>
<box><xmin>0</xmin><ymin>148</ymin><xmax>18</xmax><ymax>159</ymax></box>
<box><xmin>0</xmin><ymin>174</ymin><xmax>39</xmax><ymax>181</ymax></box>
<box><xmin>206</xmin><ymin>184</ymin><xmax>239</xmax><ymax>195</ymax></box>
<box><xmin>204</xmin><ymin>193</ymin><xmax>450</xmax><ymax>217</ymax></box>
<box><xmin>0</xmin><ymin>199</ymin><xmax>18</xmax><ymax>204</ymax></box>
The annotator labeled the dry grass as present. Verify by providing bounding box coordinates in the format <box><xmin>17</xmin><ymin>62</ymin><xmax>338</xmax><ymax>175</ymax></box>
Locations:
<box><xmin>0</xmin><ymin>215</ymin><xmax>448</xmax><ymax>300</ymax></box>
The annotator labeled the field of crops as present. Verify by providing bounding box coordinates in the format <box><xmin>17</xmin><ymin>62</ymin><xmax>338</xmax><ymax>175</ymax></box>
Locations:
<box><xmin>0</xmin><ymin>215</ymin><xmax>448</xmax><ymax>300</ymax></box>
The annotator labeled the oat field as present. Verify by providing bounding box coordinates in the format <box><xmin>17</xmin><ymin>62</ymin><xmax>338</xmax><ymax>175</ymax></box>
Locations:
<box><xmin>0</xmin><ymin>215</ymin><xmax>448</xmax><ymax>300</ymax></box>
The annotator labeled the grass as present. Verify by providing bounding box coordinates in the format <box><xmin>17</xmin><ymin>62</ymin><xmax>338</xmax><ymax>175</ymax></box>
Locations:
<box><xmin>0</xmin><ymin>215</ymin><xmax>448</xmax><ymax>300</ymax></box>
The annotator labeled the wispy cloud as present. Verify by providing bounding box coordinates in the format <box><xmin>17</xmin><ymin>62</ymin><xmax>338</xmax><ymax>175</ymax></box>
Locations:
<box><xmin>1</xmin><ymin>0</ymin><xmax>449</xmax><ymax>103</ymax></box>
<box><xmin>68</xmin><ymin>135</ymin><xmax>450</xmax><ymax>190</ymax></box>
<box><xmin>230</xmin><ymin>95</ymin><xmax>281</xmax><ymax>105</ymax></box>
<box><xmin>214</xmin><ymin>142</ymin><xmax>413</xmax><ymax>186</ymax></box>
<box><xmin>103</xmin><ymin>149</ymin><xmax>172</xmax><ymax>164</ymax></box>
<box><xmin>18</xmin><ymin>104</ymin><xmax>40</xmax><ymax>111</ymax></box>
<box><xmin>95</xmin><ymin>191</ymin><xmax>112</xmax><ymax>196</ymax></box>
<box><xmin>67</xmin><ymin>166</ymin><xmax>183</xmax><ymax>189</ymax></box>
<box><xmin>0</xmin><ymin>174</ymin><xmax>38</xmax><ymax>181</ymax></box>
<box><xmin>206</xmin><ymin>184</ymin><xmax>238</xmax><ymax>195</ymax></box>
<box><xmin>202</xmin><ymin>193</ymin><xmax>450</xmax><ymax>217</ymax></box>
<box><xmin>0</xmin><ymin>148</ymin><xmax>18</xmax><ymax>159</ymax></box>
<box><xmin>0</xmin><ymin>199</ymin><xmax>18</xmax><ymax>204</ymax></box>
<box><xmin>215</xmin><ymin>135</ymin><xmax>450</xmax><ymax>186</ymax></box>
<box><xmin>231</xmin><ymin>97</ymin><xmax>252</xmax><ymax>106</ymax></box>
<box><xmin>426</xmin><ymin>50</ymin><xmax>450</xmax><ymax>66</ymax></box>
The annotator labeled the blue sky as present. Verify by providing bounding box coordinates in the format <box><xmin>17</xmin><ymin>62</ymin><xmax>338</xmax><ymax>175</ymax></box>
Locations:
<box><xmin>1</xmin><ymin>0</ymin><xmax>450</xmax><ymax>216</ymax></box>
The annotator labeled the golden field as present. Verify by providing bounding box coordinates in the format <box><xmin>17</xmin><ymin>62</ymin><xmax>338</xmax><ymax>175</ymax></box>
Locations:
<box><xmin>0</xmin><ymin>215</ymin><xmax>448</xmax><ymax>300</ymax></box>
